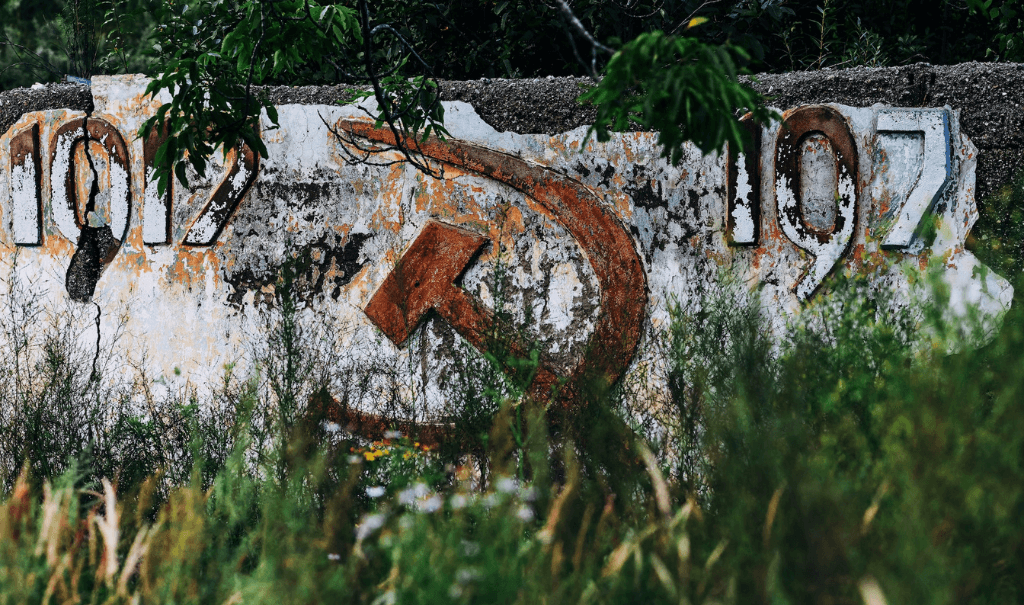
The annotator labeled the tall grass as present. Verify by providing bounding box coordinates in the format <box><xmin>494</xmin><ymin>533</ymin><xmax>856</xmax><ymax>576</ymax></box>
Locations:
<box><xmin>1</xmin><ymin>173</ymin><xmax>1023</xmax><ymax>603</ymax></box>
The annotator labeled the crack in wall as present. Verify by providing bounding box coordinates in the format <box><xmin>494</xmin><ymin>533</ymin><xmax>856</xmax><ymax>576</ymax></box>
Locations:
<box><xmin>65</xmin><ymin>116</ymin><xmax>120</xmax><ymax>302</ymax></box>
<box><xmin>89</xmin><ymin>301</ymin><xmax>101</xmax><ymax>385</ymax></box>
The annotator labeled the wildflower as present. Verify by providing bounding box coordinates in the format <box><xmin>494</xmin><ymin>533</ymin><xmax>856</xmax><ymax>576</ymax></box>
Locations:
<box><xmin>327</xmin><ymin>553</ymin><xmax>341</xmax><ymax>561</ymax></box>
<box><xmin>495</xmin><ymin>476</ymin><xmax>517</xmax><ymax>494</ymax></box>
<box><xmin>461</xmin><ymin>540</ymin><xmax>481</xmax><ymax>557</ymax></box>
<box><xmin>516</xmin><ymin>504</ymin><xmax>534</xmax><ymax>522</ymax></box>
<box><xmin>347</xmin><ymin>455</ymin><xmax>361</xmax><ymax>464</ymax></box>
<box><xmin>323</xmin><ymin>422</ymin><xmax>341</xmax><ymax>434</ymax></box>
<box><xmin>456</xmin><ymin>567</ymin><xmax>481</xmax><ymax>583</ymax></box>
<box><xmin>450</xmin><ymin>494</ymin><xmax>469</xmax><ymax>509</ymax></box>
<box><xmin>355</xmin><ymin>513</ymin><xmax>386</xmax><ymax>541</ymax></box>
<box><xmin>417</xmin><ymin>495</ymin><xmax>442</xmax><ymax>513</ymax></box>
<box><xmin>366</xmin><ymin>486</ymin><xmax>386</xmax><ymax>498</ymax></box>
<box><xmin>384</xmin><ymin>430</ymin><xmax>403</xmax><ymax>439</ymax></box>
<box><xmin>403</xmin><ymin>451</ymin><xmax>412</xmax><ymax>460</ymax></box>
<box><xmin>398</xmin><ymin>483</ymin><xmax>430</xmax><ymax>505</ymax></box>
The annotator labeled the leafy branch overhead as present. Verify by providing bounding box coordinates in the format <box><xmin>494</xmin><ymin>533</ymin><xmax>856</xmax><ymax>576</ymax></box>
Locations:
<box><xmin>139</xmin><ymin>0</ymin><xmax>448</xmax><ymax>196</ymax></box>
<box><xmin>580</xmin><ymin>30</ymin><xmax>774</xmax><ymax>164</ymax></box>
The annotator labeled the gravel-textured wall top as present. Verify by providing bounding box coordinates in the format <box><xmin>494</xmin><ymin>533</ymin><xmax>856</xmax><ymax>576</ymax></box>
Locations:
<box><xmin>0</xmin><ymin>83</ymin><xmax>92</xmax><ymax>141</ymax></box>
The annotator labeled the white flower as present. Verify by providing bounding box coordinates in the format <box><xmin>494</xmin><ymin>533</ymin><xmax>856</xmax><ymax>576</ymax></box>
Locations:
<box><xmin>347</xmin><ymin>455</ymin><xmax>361</xmax><ymax>464</ymax></box>
<box><xmin>398</xmin><ymin>483</ymin><xmax>430</xmax><ymax>506</ymax></box>
<box><xmin>450</xmin><ymin>494</ymin><xmax>469</xmax><ymax>509</ymax></box>
<box><xmin>366</xmin><ymin>486</ymin><xmax>386</xmax><ymax>498</ymax></box>
<box><xmin>355</xmin><ymin>513</ymin><xmax>386</xmax><ymax>541</ymax></box>
<box><xmin>461</xmin><ymin>540</ymin><xmax>481</xmax><ymax>557</ymax></box>
<box><xmin>323</xmin><ymin>422</ymin><xmax>341</xmax><ymax>434</ymax></box>
<box><xmin>455</xmin><ymin>568</ymin><xmax>481</xmax><ymax>584</ymax></box>
<box><xmin>384</xmin><ymin>430</ymin><xmax>403</xmax><ymax>439</ymax></box>
<box><xmin>417</xmin><ymin>494</ymin><xmax>442</xmax><ymax>513</ymax></box>
<box><xmin>516</xmin><ymin>504</ymin><xmax>534</xmax><ymax>522</ymax></box>
<box><xmin>327</xmin><ymin>553</ymin><xmax>341</xmax><ymax>561</ymax></box>
<box><xmin>495</xmin><ymin>476</ymin><xmax>517</xmax><ymax>494</ymax></box>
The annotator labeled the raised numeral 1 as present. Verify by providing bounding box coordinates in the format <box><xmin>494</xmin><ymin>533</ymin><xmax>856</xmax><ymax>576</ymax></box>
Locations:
<box><xmin>726</xmin><ymin>116</ymin><xmax>762</xmax><ymax>245</ymax></box>
<box><xmin>10</xmin><ymin>124</ymin><xmax>42</xmax><ymax>245</ymax></box>
<box><xmin>143</xmin><ymin>126</ymin><xmax>171</xmax><ymax>245</ymax></box>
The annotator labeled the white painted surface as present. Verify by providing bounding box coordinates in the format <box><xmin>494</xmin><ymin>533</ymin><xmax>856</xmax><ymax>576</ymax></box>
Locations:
<box><xmin>11</xmin><ymin>157</ymin><xmax>39</xmax><ymax>245</ymax></box>
<box><xmin>731</xmin><ymin>152</ymin><xmax>756</xmax><ymax>244</ymax></box>
<box><xmin>775</xmin><ymin>146</ymin><xmax>858</xmax><ymax>300</ymax></box>
<box><xmin>0</xmin><ymin>77</ymin><xmax>1012</xmax><ymax>419</ymax></box>
<box><xmin>877</xmin><ymin>108</ymin><xmax>953</xmax><ymax>248</ymax></box>
<box><xmin>142</xmin><ymin>165</ymin><xmax>169</xmax><ymax>244</ymax></box>
<box><xmin>49</xmin><ymin>122</ymin><xmax>83</xmax><ymax>243</ymax></box>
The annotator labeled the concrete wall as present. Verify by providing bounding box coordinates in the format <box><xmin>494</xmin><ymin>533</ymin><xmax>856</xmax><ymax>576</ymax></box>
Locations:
<box><xmin>0</xmin><ymin>66</ymin><xmax>1017</xmax><ymax>424</ymax></box>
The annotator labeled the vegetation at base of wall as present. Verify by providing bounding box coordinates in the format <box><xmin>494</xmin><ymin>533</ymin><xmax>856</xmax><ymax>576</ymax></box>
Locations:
<box><xmin>1</xmin><ymin>233</ymin><xmax>1024</xmax><ymax>602</ymax></box>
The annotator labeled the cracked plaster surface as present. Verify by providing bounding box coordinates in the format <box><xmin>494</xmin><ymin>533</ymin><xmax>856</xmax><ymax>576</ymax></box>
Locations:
<box><xmin>0</xmin><ymin>75</ymin><xmax>1014</xmax><ymax>418</ymax></box>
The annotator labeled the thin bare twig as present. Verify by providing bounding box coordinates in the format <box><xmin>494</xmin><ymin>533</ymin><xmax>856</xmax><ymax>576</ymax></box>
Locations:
<box><xmin>553</xmin><ymin>0</ymin><xmax>614</xmax><ymax>80</ymax></box>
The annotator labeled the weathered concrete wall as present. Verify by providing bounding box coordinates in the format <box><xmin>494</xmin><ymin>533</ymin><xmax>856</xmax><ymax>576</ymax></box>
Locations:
<box><xmin>0</xmin><ymin>68</ymin><xmax>1016</xmax><ymax>428</ymax></box>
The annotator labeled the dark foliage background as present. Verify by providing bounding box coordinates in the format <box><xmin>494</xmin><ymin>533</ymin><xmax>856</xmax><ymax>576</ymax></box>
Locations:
<box><xmin>2</xmin><ymin>0</ymin><xmax>1020</xmax><ymax>91</ymax></box>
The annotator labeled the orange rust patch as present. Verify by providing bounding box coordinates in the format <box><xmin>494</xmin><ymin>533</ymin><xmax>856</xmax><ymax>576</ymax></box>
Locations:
<box><xmin>39</xmin><ymin>231</ymin><xmax>77</xmax><ymax>260</ymax></box>
<box><xmin>165</xmin><ymin>247</ymin><xmax>222</xmax><ymax>288</ymax></box>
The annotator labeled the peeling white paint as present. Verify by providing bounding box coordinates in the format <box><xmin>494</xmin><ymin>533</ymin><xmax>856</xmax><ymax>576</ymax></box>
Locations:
<box><xmin>11</xmin><ymin>159</ymin><xmax>39</xmax><ymax>245</ymax></box>
<box><xmin>730</xmin><ymin>152</ymin><xmax>756</xmax><ymax>243</ymax></box>
<box><xmin>109</xmin><ymin>157</ymin><xmax>130</xmax><ymax>240</ymax></box>
<box><xmin>543</xmin><ymin>262</ymin><xmax>584</xmax><ymax>335</ymax></box>
<box><xmin>49</xmin><ymin>122</ymin><xmax>83</xmax><ymax>243</ymax></box>
<box><xmin>0</xmin><ymin>77</ymin><xmax>1013</xmax><ymax>420</ymax></box>
<box><xmin>878</xmin><ymin>108</ymin><xmax>952</xmax><ymax>248</ymax></box>
<box><xmin>142</xmin><ymin>165</ymin><xmax>169</xmax><ymax>244</ymax></box>
<box><xmin>776</xmin><ymin>165</ymin><xmax>857</xmax><ymax>300</ymax></box>
<box><xmin>186</xmin><ymin>200</ymin><xmax>221</xmax><ymax>243</ymax></box>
